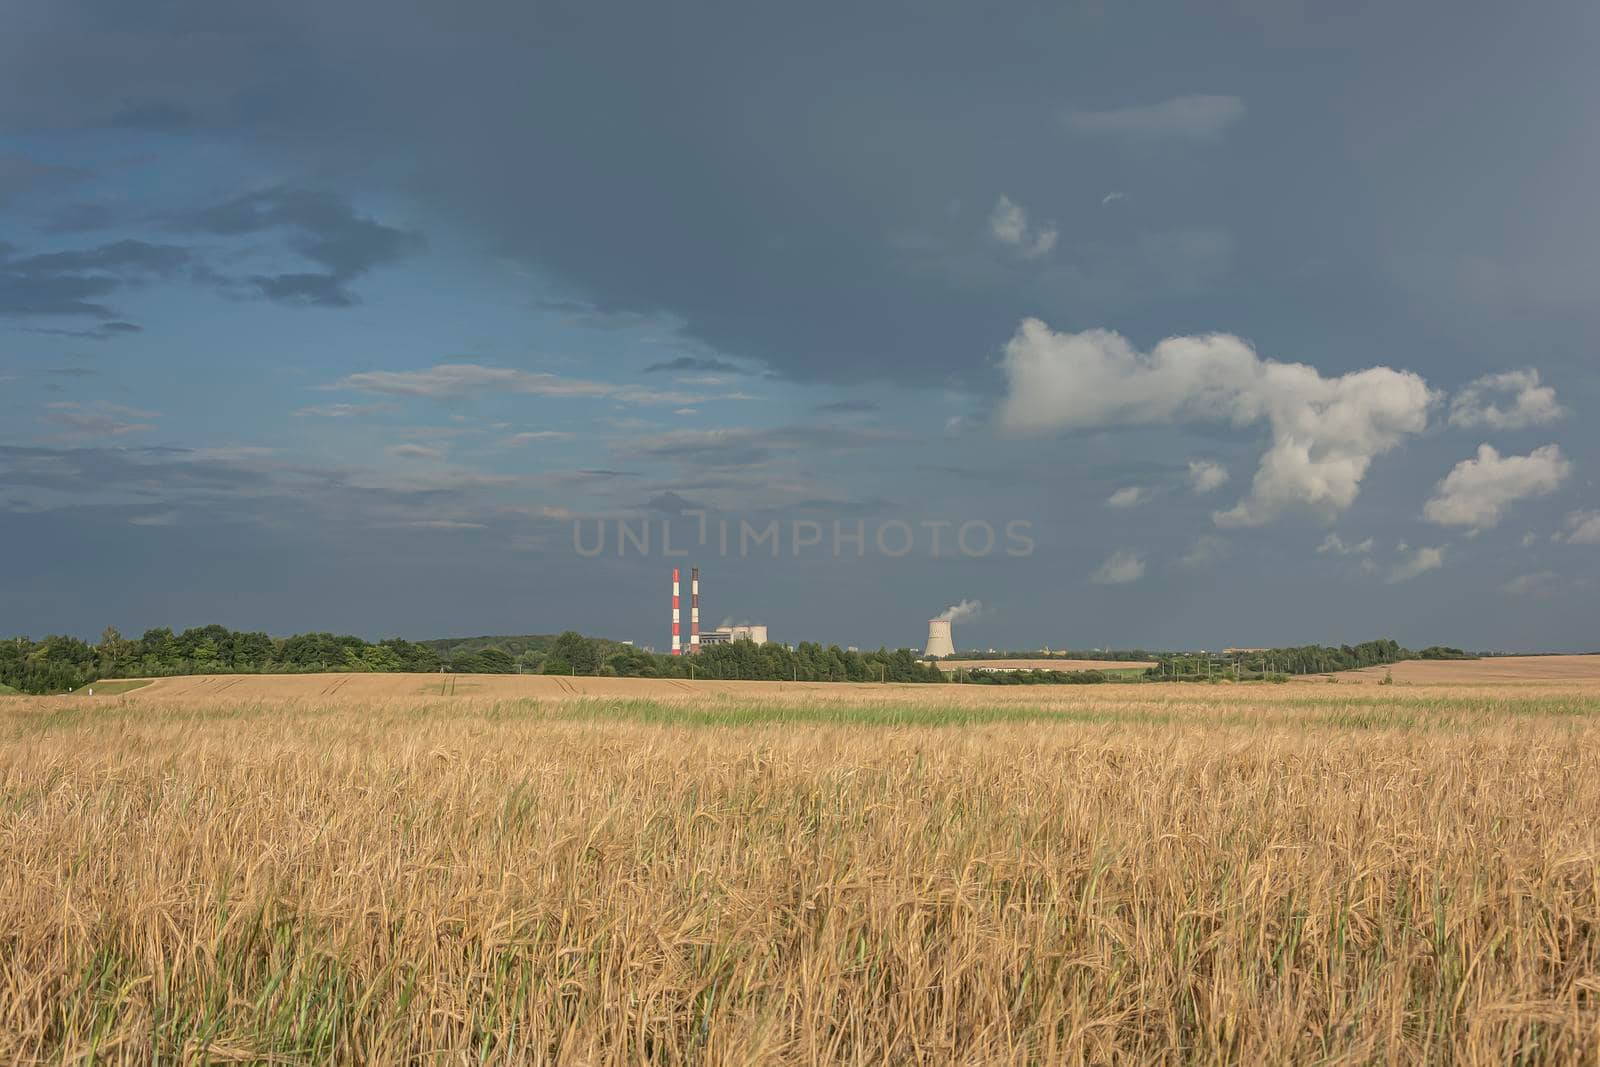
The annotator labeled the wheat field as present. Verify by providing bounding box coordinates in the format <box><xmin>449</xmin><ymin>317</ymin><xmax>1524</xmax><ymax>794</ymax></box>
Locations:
<box><xmin>3</xmin><ymin>671</ymin><xmax>1599</xmax><ymax>1063</ymax></box>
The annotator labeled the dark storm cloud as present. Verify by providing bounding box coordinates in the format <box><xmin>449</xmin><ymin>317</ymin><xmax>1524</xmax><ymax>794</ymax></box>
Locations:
<box><xmin>0</xmin><ymin>238</ymin><xmax>194</xmax><ymax>320</ymax></box>
<box><xmin>19</xmin><ymin>239</ymin><xmax>191</xmax><ymax>275</ymax></box>
<box><xmin>5</xmin><ymin>0</ymin><xmax>1600</xmax><ymax>398</ymax></box>
<box><xmin>644</xmin><ymin>491</ymin><xmax>707</xmax><ymax>515</ymax></box>
<box><xmin>0</xmin><ymin>0</ymin><xmax>1171</xmax><ymax>383</ymax></box>
<box><xmin>183</xmin><ymin>187</ymin><xmax>422</xmax><ymax>307</ymax></box>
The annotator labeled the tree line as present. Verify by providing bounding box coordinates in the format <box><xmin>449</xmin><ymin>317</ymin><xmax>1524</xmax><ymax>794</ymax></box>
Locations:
<box><xmin>1148</xmin><ymin>639</ymin><xmax>1469</xmax><ymax>680</ymax></box>
<box><xmin>0</xmin><ymin>625</ymin><xmax>944</xmax><ymax>694</ymax></box>
<box><xmin>0</xmin><ymin>624</ymin><xmax>1476</xmax><ymax>695</ymax></box>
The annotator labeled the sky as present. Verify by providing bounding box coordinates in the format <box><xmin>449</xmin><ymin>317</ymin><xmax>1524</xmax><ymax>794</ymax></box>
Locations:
<box><xmin>2</xmin><ymin>0</ymin><xmax>1597</xmax><ymax>652</ymax></box>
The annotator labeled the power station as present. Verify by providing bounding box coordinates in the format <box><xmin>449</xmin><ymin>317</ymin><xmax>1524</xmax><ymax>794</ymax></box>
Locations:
<box><xmin>669</xmin><ymin>567</ymin><xmax>768</xmax><ymax>653</ymax></box>
<box><xmin>668</xmin><ymin>569</ymin><xmax>962</xmax><ymax>656</ymax></box>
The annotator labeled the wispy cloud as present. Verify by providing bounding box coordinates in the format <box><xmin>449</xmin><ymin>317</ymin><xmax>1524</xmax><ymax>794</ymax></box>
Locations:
<box><xmin>621</xmin><ymin>424</ymin><xmax>909</xmax><ymax>465</ymax></box>
<box><xmin>988</xmin><ymin>195</ymin><xmax>1057</xmax><ymax>259</ymax></box>
<box><xmin>642</xmin><ymin>355</ymin><xmax>744</xmax><ymax>375</ymax></box>
<box><xmin>44</xmin><ymin>401</ymin><xmax>160</xmax><ymax>437</ymax></box>
<box><xmin>1317</xmin><ymin>533</ymin><xmax>1375</xmax><ymax>556</ymax></box>
<box><xmin>386</xmin><ymin>443</ymin><xmax>444</xmax><ymax>460</ymax></box>
<box><xmin>329</xmin><ymin>363</ymin><xmax>703</xmax><ymax>407</ymax></box>
<box><xmin>1503</xmin><ymin>571</ymin><xmax>1559</xmax><ymax>597</ymax></box>
<box><xmin>813</xmin><ymin>400</ymin><xmax>881</xmax><ymax>414</ymax></box>
<box><xmin>1064</xmin><ymin>94</ymin><xmax>1245</xmax><ymax>139</ymax></box>
<box><xmin>1090</xmin><ymin>548</ymin><xmax>1145</xmax><ymax>584</ymax></box>
<box><xmin>1556</xmin><ymin>510</ymin><xmax>1600</xmax><ymax>545</ymax></box>
<box><xmin>1186</xmin><ymin>460</ymin><xmax>1229</xmax><ymax>494</ymax></box>
<box><xmin>1179</xmin><ymin>536</ymin><xmax>1228</xmax><ymax>570</ymax></box>
<box><xmin>501</xmin><ymin>431</ymin><xmax>573</xmax><ymax>446</ymax></box>
<box><xmin>1387</xmin><ymin>545</ymin><xmax>1446</xmax><ymax>583</ymax></box>
<box><xmin>294</xmin><ymin>402</ymin><xmax>394</xmax><ymax>418</ymax></box>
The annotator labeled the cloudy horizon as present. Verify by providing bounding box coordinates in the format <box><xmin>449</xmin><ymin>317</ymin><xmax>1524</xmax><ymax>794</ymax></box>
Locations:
<box><xmin>3</xmin><ymin>1</ymin><xmax>1597</xmax><ymax>652</ymax></box>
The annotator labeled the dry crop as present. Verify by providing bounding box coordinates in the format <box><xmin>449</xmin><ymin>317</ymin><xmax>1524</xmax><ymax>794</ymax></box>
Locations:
<box><xmin>2</xmin><ymin>681</ymin><xmax>1598</xmax><ymax>1063</ymax></box>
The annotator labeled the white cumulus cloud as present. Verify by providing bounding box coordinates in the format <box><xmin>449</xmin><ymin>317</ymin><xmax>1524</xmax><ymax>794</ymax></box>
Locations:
<box><xmin>1090</xmin><ymin>549</ymin><xmax>1145</xmax><ymax>584</ymax></box>
<box><xmin>1422</xmin><ymin>444</ymin><xmax>1571</xmax><ymax>530</ymax></box>
<box><xmin>997</xmin><ymin>320</ymin><xmax>1433</xmax><ymax>527</ymax></box>
<box><xmin>1448</xmin><ymin>369</ymin><xmax>1564</xmax><ymax>430</ymax></box>
<box><xmin>1187</xmin><ymin>460</ymin><xmax>1229</xmax><ymax>493</ymax></box>
<box><xmin>988</xmin><ymin>195</ymin><xmax>1057</xmax><ymax>259</ymax></box>
<box><xmin>1106</xmin><ymin>485</ymin><xmax>1151</xmax><ymax>508</ymax></box>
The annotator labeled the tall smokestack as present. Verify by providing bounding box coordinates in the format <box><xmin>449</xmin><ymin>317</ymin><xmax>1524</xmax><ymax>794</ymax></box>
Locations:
<box><xmin>671</xmin><ymin>567</ymin><xmax>681</xmax><ymax>656</ymax></box>
<box><xmin>924</xmin><ymin>618</ymin><xmax>955</xmax><ymax>658</ymax></box>
<box><xmin>690</xmin><ymin>566</ymin><xmax>701</xmax><ymax>653</ymax></box>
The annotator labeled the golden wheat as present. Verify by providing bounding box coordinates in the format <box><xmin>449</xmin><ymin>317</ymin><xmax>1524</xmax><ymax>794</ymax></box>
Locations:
<box><xmin>2</xmin><ymin>683</ymin><xmax>1598</xmax><ymax>1063</ymax></box>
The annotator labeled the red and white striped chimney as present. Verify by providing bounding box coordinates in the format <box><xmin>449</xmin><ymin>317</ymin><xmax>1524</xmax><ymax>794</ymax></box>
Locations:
<box><xmin>671</xmin><ymin>567</ymin><xmax>681</xmax><ymax>656</ymax></box>
<box><xmin>690</xmin><ymin>566</ymin><xmax>700</xmax><ymax>653</ymax></box>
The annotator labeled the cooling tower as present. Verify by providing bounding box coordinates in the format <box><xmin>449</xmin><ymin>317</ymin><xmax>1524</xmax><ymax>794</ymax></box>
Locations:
<box><xmin>924</xmin><ymin>618</ymin><xmax>954</xmax><ymax>658</ymax></box>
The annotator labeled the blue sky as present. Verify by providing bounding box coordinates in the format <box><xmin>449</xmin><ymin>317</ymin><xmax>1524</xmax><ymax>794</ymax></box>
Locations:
<box><xmin>2</xmin><ymin>0</ymin><xmax>1597</xmax><ymax>651</ymax></box>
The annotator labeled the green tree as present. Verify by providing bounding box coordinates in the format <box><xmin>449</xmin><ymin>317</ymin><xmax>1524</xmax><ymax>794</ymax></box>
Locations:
<box><xmin>552</xmin><ymin>631</ymin><xmax>601</xmax><ymax>675</ymax></box>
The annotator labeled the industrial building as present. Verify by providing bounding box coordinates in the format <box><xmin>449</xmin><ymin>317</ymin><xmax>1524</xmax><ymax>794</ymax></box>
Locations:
<box><xmin>669</xmin><ymin>567</ymin><xmax>769</xmax><ymax>652</ymax></box>
<box><xmin>699</xmin><ymin>624</ymin><xmax>769</xmax><ymax>646</ymax></box>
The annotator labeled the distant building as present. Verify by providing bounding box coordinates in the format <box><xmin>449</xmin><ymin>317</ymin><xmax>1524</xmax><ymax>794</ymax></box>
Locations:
<box><xmin>699</xmin><ymin>624</ymin><xmax>769</xmax><ymax>646</ymax></box>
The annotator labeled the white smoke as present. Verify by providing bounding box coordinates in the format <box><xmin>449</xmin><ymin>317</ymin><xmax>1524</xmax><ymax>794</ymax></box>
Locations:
<box><xmin>937</xmin><ymin>599</ymin><xmax>984</xmax><ymax>623</ymax></box>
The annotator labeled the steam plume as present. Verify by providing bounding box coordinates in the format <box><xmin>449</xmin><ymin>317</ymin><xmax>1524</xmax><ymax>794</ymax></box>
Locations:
<box><xmin>937</xmin><ymin>599</ymin><xmax>983</xmax><ymax>624</ymax></box>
